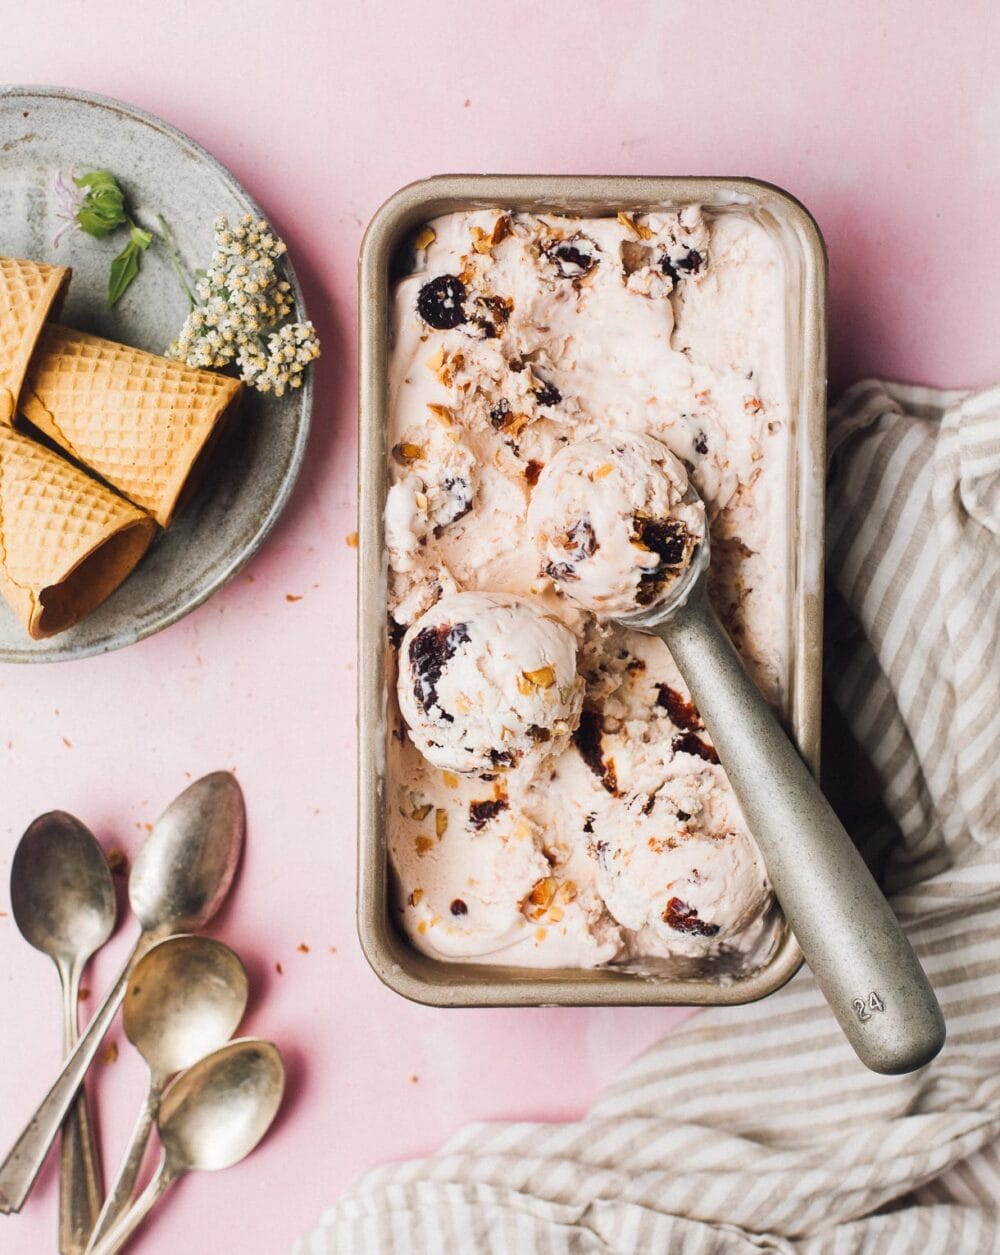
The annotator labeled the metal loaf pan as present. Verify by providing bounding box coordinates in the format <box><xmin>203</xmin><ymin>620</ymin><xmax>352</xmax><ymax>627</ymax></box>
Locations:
<box><xmin>358</xmin><ymin>175</ymin><xmax>827</xmax><ymax>1007</ymax></box>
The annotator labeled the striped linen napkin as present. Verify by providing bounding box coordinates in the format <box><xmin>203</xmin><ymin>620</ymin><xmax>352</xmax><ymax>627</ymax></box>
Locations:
<box><xmin>303</xmin><ymin>382</ymin><xmax>1000</xmax><ymax>1254</ymax></box>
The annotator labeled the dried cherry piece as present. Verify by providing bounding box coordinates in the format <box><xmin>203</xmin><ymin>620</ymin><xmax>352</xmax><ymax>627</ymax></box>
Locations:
<box><xmin>532</xmin><ymin>377</ymin><xmax>562</xmax><ymax>407</ymax></box>
<box><xmin>663</xmin><ymin>896</ymin><xmax>719</xmax><ymax>937</ymax></box>
<box><xmin>656</xmin><ymin>684</ymin><xmax>703</xmax><ymax>732</ymax></box>
<box><xmin>543</xmin><ymin>236</ymin><xmax>598</xmax><ymax>278</ymax></box>
<box><xmin>573</xmin><ymin>708</ymin><xmax>618</xmax><ymax>794</ymax></box>
<box><xmin>660</xmin><ymin>248</ymin><xmax>703</xmax><ymax>285</ymax></box>
<box><xmin>489</xmin><ymin>398</ymin><xmax>511</xmax><ymax>428</ymax></box>
<box><xmin>671</xmin><ymin>731</ymin><xmax>719</xmax><ymax>764</ymax></box>
<box><xmin>469</xmin><ymin>798</ymin><xmax>508</xmax><ymax>829</ymax></box>
<box><xmin>450</xmin><ymin>899</ymin><xmax>468</xmax><ymax>916</ymax></box>
<box><xmin>432</xmin><ymin>477</ymin><xmax>473</xmax><ymax>535</ymax></box>
<box><xmin>545</xmin><ymin>518</ymin><xmax>598</xmax><ymax>583</ymax></box>
<box><xmin>408</xmin><ymin>622</ymin><xmax>471</xmax><ymax>719</ymax></box>
<box><xmin>417</xmin><ymin>275</ymin><xmax>467</xmax><ymax>329</ymax></box>
<box><xmin>633</xmin><ymin>517</ymin><xmax>691</xmax><ymax>605</ymax></box>
<box><xmin>467</xmin><ymin>294</ymin><xmax>512</xmax><ymax>339</ymax></box>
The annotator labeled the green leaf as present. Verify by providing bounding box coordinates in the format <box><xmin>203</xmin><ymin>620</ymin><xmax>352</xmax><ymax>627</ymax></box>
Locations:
<box><xmin>107</xmin><ymin>240</ymin><xmax>142</xmax><ymax>306</ymax></box>
<box><xmin>74</xmin><ymin>170</ymin><xmax>127</xmax><ymax>239</ymax></box>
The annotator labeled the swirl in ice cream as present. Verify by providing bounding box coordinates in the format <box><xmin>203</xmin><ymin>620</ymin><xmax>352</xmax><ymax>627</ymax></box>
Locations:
<box><xmin>528</xmin><ymin>433</ymin><xmax>705</xmax><ymax>616</ymax></box>
<box><xmin>397</xmin><ymin>590</ymin><xmax>584</xmax><ymax>773</ymax></box>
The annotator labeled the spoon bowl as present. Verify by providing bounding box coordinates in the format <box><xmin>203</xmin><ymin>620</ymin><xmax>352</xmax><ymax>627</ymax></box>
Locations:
<box><xmin>160</xmin><ymin>1038</ymin><xmax>285</xmax><ymax>1173</ymax></box>
<box><xmin>129</xmin><ymin>772</ymin><xmax>245</xmax><ymax>933</ymax></box>
<box><xmin>10</xmin><ymin>812</ymin><xmax>116</xmax><ymax>967</ymax></box>
<box><xmin>124</xmin><ymin>934</ymin><xmax>248</xmax><ymax>1075</ymax></box>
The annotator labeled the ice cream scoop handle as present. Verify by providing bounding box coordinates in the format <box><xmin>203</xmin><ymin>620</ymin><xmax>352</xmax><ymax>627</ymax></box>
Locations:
<box><xmin>654</xmin><ymin>585</ymin><xmax>945</xmax><ymax>1075</ymax></box>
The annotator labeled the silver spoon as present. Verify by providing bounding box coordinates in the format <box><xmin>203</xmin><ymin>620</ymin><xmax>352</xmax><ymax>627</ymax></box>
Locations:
<box><xmin>85</xmin><ymin>935</ymin><xmax>248</xmax><ymax>1251</ymax></box>
<box><xmin>614</xmin><ymin>487</ymin><xmax>945</xmax><ymax>1074</ymax></box>
<box><xmin>87</xmin><ymin>1039</ymin><xmax>285</xmax><ymax>1255</ymax></box>
<box><xmin>10</xmin><ymin>813</ymin><xmax>116</xmax><ymax>1254</ymax></box>
<box><xmin>0</xmin><ymin>772</ymin><xmax>245</xmax><ymax>1214</ymax></box>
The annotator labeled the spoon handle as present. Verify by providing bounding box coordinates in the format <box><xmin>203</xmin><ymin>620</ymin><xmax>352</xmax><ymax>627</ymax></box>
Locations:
<box><xmin>655</xmin><ymin>583</ymin><xmax>945</xmax><ymax>1074</ymax></box>
<box><xmin>59</xmin><ymin>964</ymin><xmax>105</xmax><ymax>1255</ymax></box>
<box><xmin>0</xmin><ymin>941</ymin><xmax>138</xmax><ymax>1214</ymax></box>
<box><xmin>86</xmin><ymin>1157</ymin><xmax>177</xmax><ymax>1255</ymax></box>
<box><xmin>85</xmin><ymin>1082</ymin><xmax>160</xmax><ymax>1253</ymax></box>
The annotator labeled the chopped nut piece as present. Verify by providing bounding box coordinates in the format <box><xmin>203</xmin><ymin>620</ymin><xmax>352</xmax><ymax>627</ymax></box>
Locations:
<box><xmin>413</xmin><ymin>225</ymin><xmax>436</xmax><ymax>251</ymax></box>
<box><xmin>521</xmin><ymin>665</ymin><xmax>556</xmax><ymax>690</ymax></box>
<box><xmin>523</xmin><ymin>876</ymin><xmax>558</xmax><ymax>920</ymax></box>
<box><xmin>392</xmin><ymin>442</ymin><xmax>425</xmax><ymax>464</ymax></box>
<box><xmin>442</xmin><ymin>771</ymin><xmax>460</xmax><ymax>788</ymax></box>
<box><xmin>435</xmin><ymin>808</ymin><xmax>448</xmax><ymax>838</ymax></box>
<box><xmin>471</xmin><ymin>226</ymin><xmax>493</xmax><ymax>255</ymax></box>
<box><xmin>415</xmin><ymin>836</ymin><xmax>434</xmax><ymax>854</ymax></box>
<box><xmin>547</xmin><ymin>905</ymin><xmax>564</xmax><ymax>924</ymax></box>
<box><xmin>557</xmin><ymin>880</ymin><xmax>577</xmax><ymax>904</ymax></box>
<box><xmin>107</xmin><ymin>848</ymin><xmax>128</xmax><ymax>877</ymax></box>
<box><xmin>534</xmin><ymin>927</ymin><xmax>548</xmax><ymax>942</ymax></box>
<box><xmin>617</xmin><ymin>211</ymin><xmax>652</xmax><ymax>240</ymax></box>
<box><xmin>409</xmin><ymin>888</ymin><xmax>424</xmax><ymax>906</ymax></box>
<box><xmin>427</xmin><ymin>403</ymin><xmax>453</xmax><ymax>425</ymax></box>
<box><xmin>425</xmin><ymin>345</ymin><xmax>445</xmax><ymax>372</ymax></box>
<box><xmin>411</xmin><ymin>803</ymin><xmax>433</xmax><ymax>821</ymax></box>
<box><xmin>590</xmin><ymin>463</ymin><xmax>614</xmax><ymax>480</ymax></box>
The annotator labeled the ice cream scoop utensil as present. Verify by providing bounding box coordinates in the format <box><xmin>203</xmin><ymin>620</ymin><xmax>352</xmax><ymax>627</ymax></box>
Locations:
<box><xmin>0</xmin><ymin>772</ymin><xmax>245</xmax><ymax>1215</ymax></box>
<box><xmin>618</xmin><ymin>507</ymin><xmax>945</xmax><ymax>1074</ymax></box>
<box><xmin>87</xmin><ymin>1039</ymin><xmax>284</xmax><ymax>1255</ymax></box>
<box><xmin>85</xmin><ymin>935</ymin><xmax>249</xmax><ymax>1251</ymax></box>
<box><xmin>9</xmin><ymin>813</ymin><xmax>115</xmax><ymax>1253</ymax></box>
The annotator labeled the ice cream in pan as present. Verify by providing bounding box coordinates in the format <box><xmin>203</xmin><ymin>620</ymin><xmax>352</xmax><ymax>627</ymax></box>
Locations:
<box><xmin>385</xmin><ymin>206</ymin><xmax>790</xmax><ymax>971</ymax></box>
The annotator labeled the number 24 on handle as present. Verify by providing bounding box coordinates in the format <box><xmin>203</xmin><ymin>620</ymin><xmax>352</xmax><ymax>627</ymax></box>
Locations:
<box><xmin>853</xmin><ymin>991</ymin><xmax>886</xmax><ymax>1021</ymax></box>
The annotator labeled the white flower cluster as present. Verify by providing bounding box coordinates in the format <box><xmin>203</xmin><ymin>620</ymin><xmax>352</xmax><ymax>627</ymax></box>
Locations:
<box><xmin>168</xmin><ymin>213</ymin><xmax>320</xmax><ymax>397</ymax></box>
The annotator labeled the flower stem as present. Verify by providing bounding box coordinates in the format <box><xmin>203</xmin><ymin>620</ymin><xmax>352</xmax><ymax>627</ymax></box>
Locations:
<box><xmin>157</xmin><ymin>214</ymin><xmax>196</xmax><ymax>309</ymax></box>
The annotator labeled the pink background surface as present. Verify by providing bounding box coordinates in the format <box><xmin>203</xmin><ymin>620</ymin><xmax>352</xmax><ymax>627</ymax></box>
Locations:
<box><xmin>2</xmin><ymin>2</ymin><xmax>998</xmax><ymax>1251</ymax></box>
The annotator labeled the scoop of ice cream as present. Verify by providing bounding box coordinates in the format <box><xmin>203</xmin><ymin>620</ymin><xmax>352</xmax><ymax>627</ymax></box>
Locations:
<box><xmin>528</xmin><ymin>433</ymin><xmax>706</xmax><ymax>616</ymax></box>
<box><xmin>594</xmin><ymin>813</ymin><xmax>769</xmax><ymax>958</ymax></box>
<box><xmin>397</xmin><ymin>591</ymin><xmax>583</xmax><ymax>772</ymax></box>
<box><xmin>394</xmin><ymin>808</ymin><xmax>553</xmax><ymax>958</ymax></box>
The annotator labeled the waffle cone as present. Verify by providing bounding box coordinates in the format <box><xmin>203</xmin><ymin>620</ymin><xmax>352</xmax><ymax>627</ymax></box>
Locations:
<box><xmin>20</xmin><ymin>325</ymin><xmax>243</xmax><ymax>527</ymax></box>
<box><xmin>0</xmin><ymin>258</ymin><xmax>71</xmax><ymax>424</ymax></box>
<box><xmin>0</xmin><ymin>424</ymin><xmax>156</xmax><ymax>639</ymax></box>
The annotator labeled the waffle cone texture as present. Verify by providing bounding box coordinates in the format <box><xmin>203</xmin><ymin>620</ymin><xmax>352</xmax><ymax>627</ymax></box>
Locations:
<box><xmin>20</xmin><ymin>324</ymin><xmax>244</xmax><ymax>527</ymax></box>
<box><xmin>0</xmin><ymin>423</ymin><xmax>156</xmax><ymax>639</ymax></box>
<box><xmin>0</xmin><ymin>257</ymin><xmax>70</xmax><ymax>423</ymax></box>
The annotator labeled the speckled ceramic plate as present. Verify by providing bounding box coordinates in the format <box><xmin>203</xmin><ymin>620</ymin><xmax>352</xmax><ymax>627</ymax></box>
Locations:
<box><xmin>0</xmin><ymin>86</ymin><xmax>312</xmax><ymax>662</ymax></box>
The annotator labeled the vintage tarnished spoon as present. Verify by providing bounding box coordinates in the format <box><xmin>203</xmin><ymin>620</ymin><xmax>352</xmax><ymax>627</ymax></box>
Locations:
<box><xmin>85</xmin><ymin>935</ymin><xmax>248</xmax><ymax>1251</ymax></box>
<box><xmin>0</xmin><ymin>772</ymin><xmax>245</xmax><ymax>1215</ymax></box>
<box><xmin>87</xmin><ymin>1039</ymin><xmax>285</xmax><ymax>1255</ymax></box>
<box><xmin>10</xmin><ymin>812</ymin><xmax>116</xmax><ymax>1253</ymax></box>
